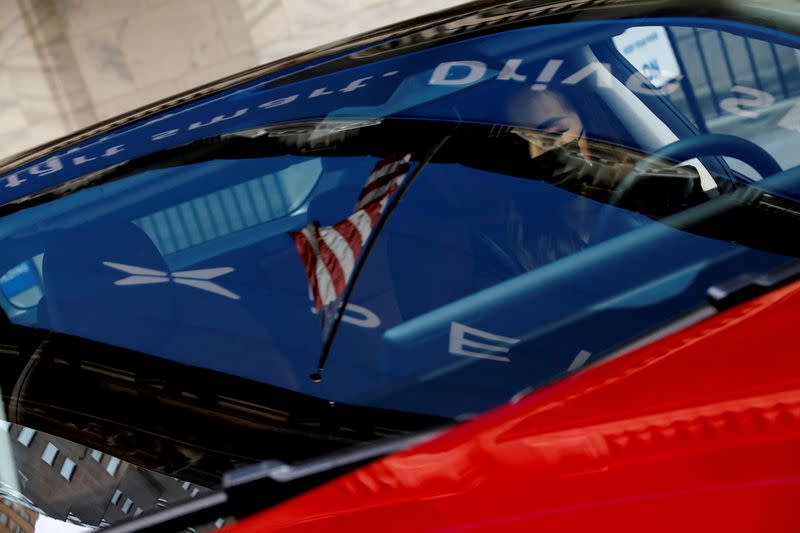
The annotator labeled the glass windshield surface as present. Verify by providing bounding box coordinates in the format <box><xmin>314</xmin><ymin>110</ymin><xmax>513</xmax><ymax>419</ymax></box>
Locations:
<box><xmin>0</xmin><ymin>14</ymin><xmax>797</xmax><ymax>529</ymax></box>
<box><xmin>1</xmin><ymin>152</ymin><xmax>402</xmax><ymax>392</ymax></box>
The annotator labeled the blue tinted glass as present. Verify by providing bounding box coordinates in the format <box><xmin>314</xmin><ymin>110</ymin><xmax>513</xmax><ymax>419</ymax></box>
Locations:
<box><xmin>0</xmin><ymin>17</ymin><xmax>797</xmax><ymax>422</ymax></box>
<box><xmin>0</xmin><ymin>151</ymin><xmax>415</xmax><ymax>390</ymax></box>
<box><xmin>318</xmin><ymin>154</ymin><xmax>792</xmax><ymax>417</ymax></box>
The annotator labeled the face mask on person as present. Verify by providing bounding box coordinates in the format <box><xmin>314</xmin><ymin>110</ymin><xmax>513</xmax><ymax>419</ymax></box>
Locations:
<box><xmin>510</xmin><ymin>131</ymin><xmax>592</xmax><ymax>186</ymax></box>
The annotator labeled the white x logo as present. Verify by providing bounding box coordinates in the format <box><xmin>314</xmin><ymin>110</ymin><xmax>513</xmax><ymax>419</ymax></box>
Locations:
<box><xmin>103</xmin><ymin>262</ymin><xmax>240</xmax><ymax>300</ymax></box>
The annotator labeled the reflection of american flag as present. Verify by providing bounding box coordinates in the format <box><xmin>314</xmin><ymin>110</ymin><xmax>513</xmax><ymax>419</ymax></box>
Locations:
<box><xmin>290</xmin><ymin>153</ymin><xmax>412</xmax><ymax>309</ymax></box>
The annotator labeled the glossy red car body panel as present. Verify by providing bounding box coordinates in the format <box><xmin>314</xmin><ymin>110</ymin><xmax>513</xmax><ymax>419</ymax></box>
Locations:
<box><xmin>228</xmin><ymin>278</ymin><xmax>800</xmax><ymax>532</ymax></box>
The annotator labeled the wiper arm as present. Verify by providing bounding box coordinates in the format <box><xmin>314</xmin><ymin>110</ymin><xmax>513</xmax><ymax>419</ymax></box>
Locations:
<box><xmin>107</xmin><ymin>429</ymin><xmax>442</xmax><ymax>533</ymax></box>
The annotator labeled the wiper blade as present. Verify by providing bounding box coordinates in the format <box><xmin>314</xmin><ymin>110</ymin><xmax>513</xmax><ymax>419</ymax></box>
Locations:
<box><xmin>707</xmin><ymin>259</ymin><xmax>800</xmax><ymax>310</ymax></box>
<box><xmin>107</xmin><ymin>429</ymin><xmax>442</xmax><ymax>533</ymax></box>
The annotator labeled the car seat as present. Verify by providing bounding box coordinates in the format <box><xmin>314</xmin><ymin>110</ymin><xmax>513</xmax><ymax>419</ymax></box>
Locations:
<box><xmin>41</xmin><ymin>219</ymin><xmax>176</xmax><ymax>353</ymax></box>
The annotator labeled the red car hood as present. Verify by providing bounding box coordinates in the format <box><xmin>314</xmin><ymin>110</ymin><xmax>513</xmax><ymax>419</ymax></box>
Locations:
<box><xmin>227</xmin><ymin>278</ymin><xmax>800</xmax><ymax>532</ymax></box>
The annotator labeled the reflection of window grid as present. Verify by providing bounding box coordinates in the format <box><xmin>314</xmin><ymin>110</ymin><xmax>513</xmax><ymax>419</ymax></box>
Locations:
<box><xmin>61</xmin><ymin>458</ymin><xmax>76</xmax><ymax>481</ymax></box>
<box><xmin>616</xmin><ymin>26</ymin><xmax>800</xmax><ymax>129</ymax></box>
<box><xmin>17</xmin><ymin>427</ymin><xmax>35</xmax><ymax>447</ymax></box>
<box><xmin>106</xmin><ymin>457</ymin><xmax>121</xmax><ymax>476</ymax></box>
<box><xmin>91</xmin><ymin>449</ymin><xmax>103</xmax><ymax>462</ymax></box>
<box><xmin>133</xmin><ymin>508</ymin><xmax>143</xmax><ymax>518</ymax></box>
<box><xmin>41</xmin><ymin>442</ymin><xmax>58</xmax><ymax>465</ymax></box>
<box><xmin>121</xmin><ymin>498</ymin><xmax>133</xmax><ymax>514</ymax></box>
<box><xmin>111</xmin><ymin>490</ymin><xmax>122</xmax><ymax>505</ymax></box>
<box><xmin>135</xmin><ymin>169</ymin><xmax>310</xmax><ymax>256</ymax></box>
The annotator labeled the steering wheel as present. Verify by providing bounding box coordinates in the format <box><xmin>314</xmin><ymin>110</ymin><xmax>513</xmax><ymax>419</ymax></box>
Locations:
<box><xmin>611</xmin><ymin>133</ymin><xmax>782</xmax><ymax>206</ymax></box>
<box><xmin>594</xmin><ymin>133</ymin><xmax>783</xmax><ymax>240</ymax></box>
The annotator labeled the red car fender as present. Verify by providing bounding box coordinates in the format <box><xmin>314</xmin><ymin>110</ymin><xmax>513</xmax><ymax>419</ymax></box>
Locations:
<box><xmin>228</xmin><ymin>279</ymin><xmax>800</xmax><ymax>532</ymax></box>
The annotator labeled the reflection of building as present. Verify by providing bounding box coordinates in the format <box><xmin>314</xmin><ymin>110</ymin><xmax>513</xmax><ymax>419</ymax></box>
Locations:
<box><xmin>0</xmin><ymin>497</ymin><xmax>37</xmax><ymax>533</ymax></box>
<box><xmin>0</xmin><ymin>0</ymin><xmax>467</xmax><ymax>161</ymax></box>
<box><xmin>1</xmin><ymin>422</ymin><xmax>203</xmax><ymax>528</ymax></box>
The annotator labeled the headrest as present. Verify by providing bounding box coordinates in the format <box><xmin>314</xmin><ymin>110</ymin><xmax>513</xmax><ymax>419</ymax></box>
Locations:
<box><xmin>42</xmin><ymin>219</ymin><xmax>174</xmax><ymax>349</ymax></box>
<box><xmin>306</xmin><ymin>186</ymin><xmax>362</xmax><ymax>226</ymax></box>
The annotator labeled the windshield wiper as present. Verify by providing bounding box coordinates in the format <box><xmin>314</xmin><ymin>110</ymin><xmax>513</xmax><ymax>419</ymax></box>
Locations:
<box><xmin>106</xmin><ymin>429</ymin><xmax>442</xmax><ymax>533</ymax></box>
<box><xmin>707</xmin><ymin>259</ymin><xmax>800</xmax><ymax>310</ymax></box>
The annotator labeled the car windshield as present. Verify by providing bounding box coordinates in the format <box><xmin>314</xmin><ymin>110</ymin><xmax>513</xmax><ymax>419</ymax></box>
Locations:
<box><xmin>0</xmin><ymin>10</ymin><xmax>798</xmax><ymax>531</ymax></box>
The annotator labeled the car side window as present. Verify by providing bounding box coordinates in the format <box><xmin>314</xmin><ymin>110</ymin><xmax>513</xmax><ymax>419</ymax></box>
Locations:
<box><xmin>614</xmin><ymin>24</ymin><xmax>800</xmax><ymax>175</ymax></box>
